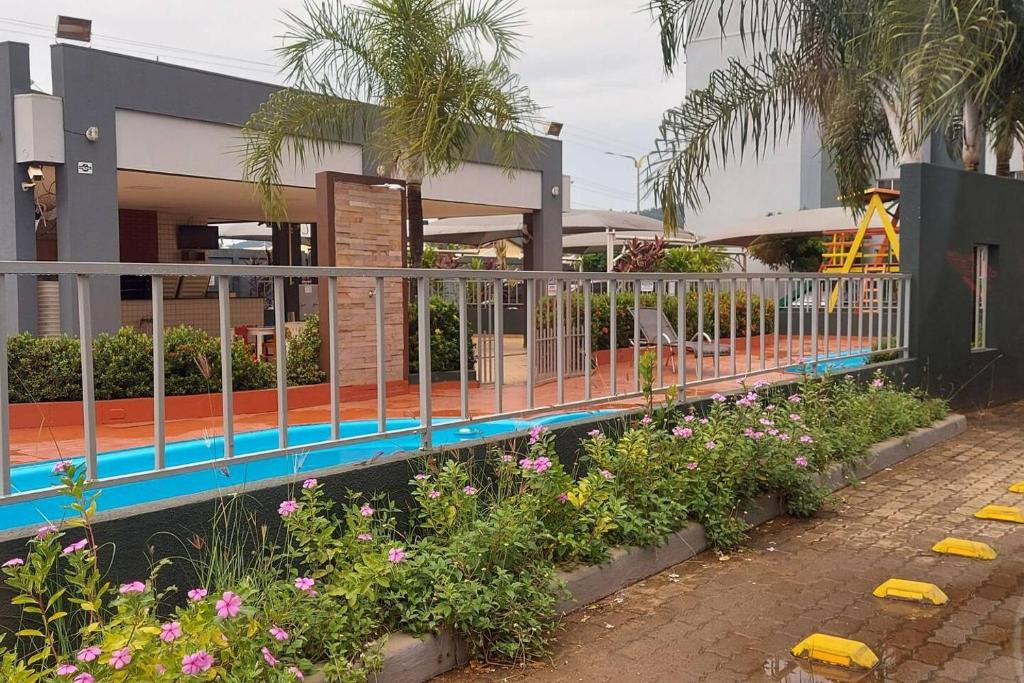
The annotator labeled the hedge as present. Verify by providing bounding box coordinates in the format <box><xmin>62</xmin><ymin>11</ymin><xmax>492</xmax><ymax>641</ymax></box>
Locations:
<box><xmin>408</xmin><ymin>296</ymin><xmax>475</xmax><ymax>373</ymax></box>
<box><xmin>7</xmin><ymin>317</ymin><xmax>325</xmax><ymax>404</ymax></box>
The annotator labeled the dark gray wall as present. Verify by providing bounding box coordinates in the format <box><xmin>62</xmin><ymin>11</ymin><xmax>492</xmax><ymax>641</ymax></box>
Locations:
<box><xmin>901</xmin><ymin>162</ymin><xmax>1024</xmax><ymax>409</ymax></box>
<box><xmin>0</xmin><ymin>43</ymin><xmax>37</xmax><ymax>333</ymax></box>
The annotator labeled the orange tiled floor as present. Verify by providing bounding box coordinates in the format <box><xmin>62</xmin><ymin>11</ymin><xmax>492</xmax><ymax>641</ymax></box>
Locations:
<box><xmin>10</xmin><ymin>334</ymin><xmax>873</xmax><ymax>464</ymax></box>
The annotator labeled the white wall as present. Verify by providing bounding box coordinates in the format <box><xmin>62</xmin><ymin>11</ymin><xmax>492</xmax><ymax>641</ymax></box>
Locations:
<box><xmin>420</xmin><ymin>163</ymin><xmax>542</xmax><ymax>211</ymax></box>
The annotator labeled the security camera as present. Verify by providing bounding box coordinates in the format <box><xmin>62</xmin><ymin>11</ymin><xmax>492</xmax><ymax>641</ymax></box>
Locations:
<box><xmin>27</xmin><ymin>165</ymin><xmax>44</xmax><ymax>182</ymax></box>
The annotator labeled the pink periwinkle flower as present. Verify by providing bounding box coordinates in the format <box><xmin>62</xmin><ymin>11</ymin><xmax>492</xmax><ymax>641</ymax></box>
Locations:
<box><xmin>261</xmin><ymin>646</ymin><xmax>278</xmax><ymax>667</ymax></box>
<box><xmin>414</xmin><ymin>473</ymin><xmax>430</xmax><ymax>480</ymax></box>
<box><xmin>532</xmin><ymin>456</ymin><xmax>552</xmax><ymax>473</ymax></box>
<box><xmin>872</xmin><ymin>378</ymin><xmax>885</xmax><ymax>388</ymax></box>
<box><xmin>35</xmin><ymin>523</ymin><xmax>57</xmax><ymax>540</ymax></box>
<box><xmin>187</xmin><ymin>587</ymin><xmax>208</xmax><ymax>601</ymax></box>
<box><xmin>294</xmin><ymin>576</ymin><xmax>315</xmax><ymax>591</ymax></box>
<box><xmin>501</xmin><ymin>454</ymin><xmax>514</xmax><ymax>463</ymax></box>
<box><xmin>710</xmin><ymin>393</ymin><xmax>726</xmax><ymax>402</ymax></box>
<box><xmin>289</xmin><ymin>666</ymin><xmax>305</xmax><ymax>680</ymax></box>
<box><xmin>788</xmin><ymin>394</ymin><xmax>802</xmax><ymax>403</ymax></box>
<box><xmin>800</xmin><ymin>435</ymin><xmax>814</xmax><ymax>444</ymax></box>
<box><xmin>673</xmin><ymin>426</ymin><xmax>693</xmax><ymax>438</ymax></box>
<box><xmin>215</xmin><ymin>591</ymin><xmax>241</xmax><ymax>619</ymax></box>
<box><xmin>73</xmin><ymin>674</ymin><xmax>94</xmax><ymax>683</ymax></box>
<box><xmin>557</xmin><ymin>492</ymin><xmax>569</xmax><ymax>504</ymax></box>
<box><xmin>76</xmin><ymin>646</ymin><xmax>101</xmax><ymax>662</ymax></box>
<box><xmin>600</xmin><ymin>469</ymin><xmax>614</xmax><ymax>481</ymax></box>
<box><xmin>51</xmin><ymin>460</ymin><xmax>71</xmax><ymax>475</ymax></box>
<box><xmin>765</xmin><ymin>404</ymin><xmax>776</xmax><ymax>412</ymax></box>
<box><xmin>159</xmin><ymin>621</ymin><xmax>182</xmax><ymax>642</ymax></box>
<box><xmin>302</xmin><ymin>478</ymin><xmax>318</xmax><ymax>489</ymax></box>
<box><xmin>119</xmin><ymin>581</ymin><xmax>145</xmax><ymax>594</ymax></box>
<box><xmin>759</xmin><ymin>418</ymin><xmax>774</xmax><ymax>426</ymax></box>
<box><xmin>767</xmin><ymin>428</ymin><xmax>780</xmax><ymax>436</ymax></box>
<box><xmin>357</xmin><ymin>532</ymin><xmax>373</xmax><ymax>541</ymax></box>
<box><xmin>754</xmin><ymin>380</ymin><xmax>770</xmax><ymax>389</ymax></box>
<box><xmin>795</xmin><ymin>456</ymin><xmax>809</xmax><ymax>468</ymax></box>
<box><xmin>705</xmin><ymin>441</ymin><xmax>717</xmax><ymax>450</ymax></box>
<box><xmin>683</xmin><ymin>414</ymin><xmax>695</xmax><ymax>423</ymax></box>
<box><xmin>56</xmin><ymin>663</ymin><xmax>77</xmax><ymax>676</ymax></box>
<box><xmin>640</xmin><ymin>414</ymin><xmax>653</xmax><ymax>425</ymax></box>
<box><xmin>527</xmin><ymin>424</ymin><xmax>545</xmax><ymax>444</ymax></box>
<box><xmin>518</xmin><ymin>457</ymin><xmax>535</xmax><ymax>470</ymax></box>
<box><xmin>789</xmin><ymin>413</ymin><xmax>801</xmax><ymax>421</ymax></box>
<box><xmin>699</xmin><ymin>418</ymin><xmax>709</xmax><ymax>425</ymax></box>
<box><xmin>108</xmin><ymin>647</ymin><xmax>132</xmax><ymax>670</ymax></box>
<box><xmin>270</xmin><ymin>625</ymin><xmax>289</xmax><ymax>641</ymax></box>
<box><xmin>181</xmin><ymin>651</ymin><xmax>214</xmax><ymax>675</ymax></box>
<box><xmin>155</xmin><ymin>664</ymin><xmax>167</xmax><ymax>675</ymax></box>
<box><xmin>388</xmin><ymin>547</ymin><xmax>406</xmax><ymax>563</ymax></box>
<box><xmin>3</xmin><ymin>557</ymin><xmax>24</xmax><ymax>568</ymax></box>
<box><xmin>463</xmin><ymin>485</ymin><xmax>478</xmax><ymax>496</ymax></box>
<box><xmin>587</xmin><ymin>429</ymin><xmax>601</xmax><ymax>438</ymax></box>
<box><xmin>63</xmin><ymin>539</ymin><xmax>88</xmax><ymax>555</ymax></box>
<box><xmin>278</xmin><ymin>500</ymin><xmax>298</xmax><ymax>517</ymax></box>
<box><xmin>686</xmin><ymin>461</ymin><xmax>699</xmax><ymax>471</ymax></box>
<box><xmin>360</xmin><ymin>504</ymin><xmax>375</xmax><ymax>517</ymax></box>
<box><xmin>428</xmin><ymin>489</ymin><xmax>441</xmax><ymax>499</ymax></box>
<box><xmin>777</xmin><ymin>433</ymin><xmax>791</xmax><ymax>442</ymax></box>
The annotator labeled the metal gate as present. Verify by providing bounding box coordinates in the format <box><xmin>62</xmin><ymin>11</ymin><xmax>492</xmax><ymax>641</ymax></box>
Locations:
<box><xmin>534</xmin><ymin>281</ymin><xmax>587</xmax><ymax>384</ymax></box>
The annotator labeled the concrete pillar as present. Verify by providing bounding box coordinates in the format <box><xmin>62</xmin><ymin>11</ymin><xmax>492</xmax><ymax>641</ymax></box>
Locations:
<box><xmin>0</xmin><ymin>42</ymin><xmax>38</xmax><ymax>334</ymax></box>
<box><xmin>50</xmin><ymin>44</ymin><xmax>121</xmax><ymax>335</ymax></box>
<box><xmin>522</xmin><ymin>138</ymin><xmax>563</xmax><ymax>272</ymax></box>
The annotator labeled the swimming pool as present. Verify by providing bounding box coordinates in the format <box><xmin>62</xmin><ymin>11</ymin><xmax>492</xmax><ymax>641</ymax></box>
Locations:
<box><xmin>2</xmin><ymin>411</ymin><xmax>615</xmax><ymax>534</ymax></box>
<box><xmin>784</xmin><ymin>352</ymin><xmax>870</xmax><ymax>376</ymax></box>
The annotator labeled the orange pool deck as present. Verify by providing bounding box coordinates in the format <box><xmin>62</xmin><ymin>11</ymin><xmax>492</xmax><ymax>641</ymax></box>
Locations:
<box><xmin>9</xmin><ymin>334</ymin><xmax>879</xmax><ymax>465</ymax></box>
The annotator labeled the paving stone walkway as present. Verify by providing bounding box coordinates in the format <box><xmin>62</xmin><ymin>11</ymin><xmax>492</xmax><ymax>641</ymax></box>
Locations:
<box><xmin>441</xmin><ymin>402</ymin><xmax>1024</xmax><ymax>682</ymax></box>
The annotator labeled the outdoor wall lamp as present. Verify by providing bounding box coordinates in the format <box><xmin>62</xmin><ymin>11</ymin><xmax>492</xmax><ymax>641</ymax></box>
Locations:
<box><xmin>551</xmin><ymin>185</ymin><xmax>561</xmax><ymax>197</ymax></box>
<box><xmin>85</xmin><ymin>126</ymin><xmax>100</xmax><ymax>142</ymax></box>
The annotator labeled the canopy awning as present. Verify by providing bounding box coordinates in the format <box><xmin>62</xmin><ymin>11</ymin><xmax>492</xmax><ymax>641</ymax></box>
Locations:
<box><xmin>698</xmin><ymin>206</ymin><xmax>885</xmax><ymax>247</ymax></box>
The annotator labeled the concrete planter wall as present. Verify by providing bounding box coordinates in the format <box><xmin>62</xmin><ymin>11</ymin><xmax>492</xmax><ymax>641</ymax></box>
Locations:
<box><xmin>308</xmin><ymin>413</ymin><xmax>966</xmax><ymax>683</ymax></box>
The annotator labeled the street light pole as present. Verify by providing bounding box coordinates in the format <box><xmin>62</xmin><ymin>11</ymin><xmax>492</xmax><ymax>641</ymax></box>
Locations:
<box><xmin>604</xmin><ymin>151</ymin><xmax>653</xmax><ymax>213</ymax></box>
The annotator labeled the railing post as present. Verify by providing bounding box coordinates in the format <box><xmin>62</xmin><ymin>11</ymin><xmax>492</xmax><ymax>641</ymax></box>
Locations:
<box><xmin>217</xmin><ymin>275</ymin><xmax>234</xmax><ymax>459</ymax></box>
<box><xmin>417</xmin><ymin>276</ymin><xmax>432</xmax><ymax>450</ymax></box>
<box><xmin>494</xmin><ymin>279</ymin><xmax>504</xmax><ymax>413</ymax></box>
<box><xmin>583</xmin><ymin>280</ymin><xmax>592</xmax><ymax>402</ymax></box>
<box><xmin>655</xmin><ymin>282</ymin><xmax>664</xmax><ymax>388</ymax></box>
<box><xmin>555</xmin><ymin>279</ymin><xmax>565</xmax><ymax>405</ymax></box>
<box><xmin>77</xmin><ymin>275</ymin><xmax>98</xmax><ymax>478</ymax></box>
<box><xmin>458</xmin><ymin>278</ymin><xmax>470</xmax><ymax>418</ymax></box>
<box><xmin>375</xmin><ymin>277</ymin><xmax>386</xmax><ymax>433</ymax></box>
<box><xmin>677</xmin><ymin>279</ymin><xmax>686</xmax><ymax>396</ymax></box>
<box><xmin>609</xmin><ymin>278</ymin><xmax>618</xmax><ymax>397</ymax></box>
<box><xmin>327</xmin><ymin>276</ymin><xmax>340</xmax><ymax>441</ymax></box>
<box><xmin>903</xmin><ymin>277</ymin><xmax>912</xmax><ymax>359</ymax></box>
<box><xmin>0</xmin><ymin>275</ymin><xmax>9</xmax><ymax>495</ymax></box>
<box><xmin>151</xmin><ymin>276</ymin><xmax>166</xmax><ymax>470</ymax></box>
<box><xmin>633</xmin><ymin>282</ymin><xmax>641</xmax><ymax>390</ymax></box>
<box><xmin>273</xmin><ymin>276</ymin><xmax>288</xmax><ymax>449</ymax></box>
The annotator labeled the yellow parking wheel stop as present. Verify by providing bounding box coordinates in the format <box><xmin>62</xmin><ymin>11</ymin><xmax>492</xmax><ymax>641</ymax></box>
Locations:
<box><xmin>975</xmin><ymin>505</ymin><xmax>1024</xmax><ymax>523</ymax></box>
<box><xmin>931</xmin><ymin>537</ymin><xmax>997</xmax><ymax>560</ymax></box>
<box><xmin>1009</xmin><ymin>481</ymin><xmax>1024</xmax><ymax>493</ymax></box>
<box><xmin>791</xmin><ymin>633</ymin><xmax>879</xmax><ymax>670</ymax></box>
<box><xmin>872</xmin><ymin>579</ymin><xmax>948</xmax><ymax>605</ymax></box>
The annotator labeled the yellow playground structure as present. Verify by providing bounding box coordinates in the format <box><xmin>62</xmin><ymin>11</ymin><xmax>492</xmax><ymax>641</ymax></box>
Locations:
<box><xmin>820</xmin><ymin>188</ymin><xmax>900</xmax><ymax>312</ymax></box>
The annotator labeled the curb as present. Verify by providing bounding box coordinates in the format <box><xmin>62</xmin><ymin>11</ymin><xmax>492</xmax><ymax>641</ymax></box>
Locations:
<box><xmin>310</xmin><ymin>414</ymin><xmax>967</xmax><ymax>683</ymax></box>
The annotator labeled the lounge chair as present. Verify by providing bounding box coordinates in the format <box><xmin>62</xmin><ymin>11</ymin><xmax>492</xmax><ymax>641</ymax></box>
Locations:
<box><xmin>632</xmin><ymin>307</ymin><xmax>732</xmax><ymax>370</ymax></box>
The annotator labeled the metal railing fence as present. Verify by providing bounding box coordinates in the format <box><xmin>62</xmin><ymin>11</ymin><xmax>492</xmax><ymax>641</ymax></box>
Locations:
<box><xmin>0</xmin><ymin>262</ymin><xmax>911</xmax><ymax>505</ymax></box>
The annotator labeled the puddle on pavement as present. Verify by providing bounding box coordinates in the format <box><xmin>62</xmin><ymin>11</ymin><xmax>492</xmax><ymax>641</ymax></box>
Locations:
<box><xmin>764</xmin><ymin>647</ymin><xmax>898</xmax><ymax>682</ymax></box>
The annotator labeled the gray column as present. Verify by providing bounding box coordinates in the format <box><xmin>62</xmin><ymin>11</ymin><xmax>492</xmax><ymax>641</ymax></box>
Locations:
<box><xmin>51</xmin><ymin>45</ymin><xmax>121</xmax><ymax>335</ymax></box>
<box><xmin>522</xmin><ymin>138</ymin><xmax>563</xmax><ymax>272</ymax></box>
<box><xmin>0</xmin><ymin>42</ymin><xmax>38</xmax><ymax>334</ymax></box>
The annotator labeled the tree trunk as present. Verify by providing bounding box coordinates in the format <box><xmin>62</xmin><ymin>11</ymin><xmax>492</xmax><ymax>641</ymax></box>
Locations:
<box><xmin>407</xmin><ymin>181</ymin><xmax>424</xmax><ymax>267</ymax></box>
<box><xmin>995</xmin><ymin>147</ymin><xmax>1012</xmax><ymax>176</ymax></box>
<box><xmin>962</xmin><ymin>98</ymin><xmax>983</xmax><ymax>172</ymax></box>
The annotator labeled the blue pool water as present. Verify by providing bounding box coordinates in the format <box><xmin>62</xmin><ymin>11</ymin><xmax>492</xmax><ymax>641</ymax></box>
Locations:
<box><xmin>784</xmin><ymin>352</ymin><xmax>870</xmax><ymax>376</ymax></box>
<box><xmin>3</xmin><ymin>411</ymin><xmax>613</xmax><ymax>535</ymax></box>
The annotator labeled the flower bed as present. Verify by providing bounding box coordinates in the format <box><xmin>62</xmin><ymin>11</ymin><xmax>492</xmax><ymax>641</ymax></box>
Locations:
<box><xmin>0</xmin><ymin>371</ymin><xmax>948</xmax><ymax>681</ymax></box>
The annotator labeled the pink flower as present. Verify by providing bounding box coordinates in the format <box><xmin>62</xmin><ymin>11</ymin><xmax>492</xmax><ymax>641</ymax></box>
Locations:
<box><xmin>587</xmin><ymin>429</ymin><xmax>601</xmax><ymax>438</ymax></box>
<box><xmin>215</xmin><ymin>591</ymin><xmax>241</xmax><ymax>619</ymax></box>
<box><xmin>789</xmin><ymin>413</ymin><xmax>801</xmax><ymax>421</ymax></box>
<box><xmin>108</xmin><ymin>647</ymin><xmax>132</xmax><ymax>670</ymax></box>
<box><xmin>181</xmin><ymin>651</ymin><xmax>214</xmax><ymax>675</ymax></box>
<box><xmin>56</xmin><ymin>663</ymin><xmax>77</xmax><ymax>675</ymax></box>
<box><xmin>35</xmin><ymin>524</ymin><xmax>57</xmax><ymax>539</ymax></box>
<box><xmin>767</xmin><ymin>428</ymin><xmax>779</xmax><ymax>436</ymax></box>
<box><xmin>3</xmin><ymin>557</ymin><xmax>24</xmax><ymax>568</ymax></box>
<box><xmin>759</xmin><ymin>418</ymin><xmax>774</xmax><ymax>426</ymax></box>
<box><xmin>270</xmin><ymin>625</ymin><xmax>289</xmax><ymax>641</ymax></box>
<box><xmin>51</xmin><ymin>460</ymin><xmax>71</xmax><ymax>475</ymax></box>
<box><xmin>684</xmin><ymin>414</ymin><xmax>696</xmax><ymax>422</ymax></box>
<box><xmin>278</xmin><ymin>500</ymin><xmax>298</xmax><ymax>517</ymax></box>
<box><xmin>462</xmin><ymin>485</ymin><xmax>477</xmax><ymax>496</ymax></box>
<box><xmin>187</xmin><ymin>587</ymin><xmax>208</xmax><ymax>601</ymax></box>
<box><xmin>788</xmin><ymin>394</ymin><xmax>801</xmax><ymax>403</ymax></box>
<box><xmin>705</xmin><ymin>441</ymin><xmax>717</xmax><ymax>450</ymax></box>
<box><xmin>686</xmin><ymin>461</ymin><xmax>698</xmax><ymax>470</ymax></box>
<box><xmin>294</xmin><ymin>576</ymin><xmax>315</xmax><ymax>591</ymax></box>
<box><xmin>557</xmin><ymin>492</ymin><xmax>569</xmax><ymax>503</ymax></box>
<box><xmin>289</xmin><ymin>666</ymin><xmax>305</xmax><ymax>680</ymax></box>
<box><xmin>159</xmin><ymin>621</ymin><xmax>182</xmax><ymax>642</ymax></box>
<box><xmin>302</xmin><ymin>478</ymin><xmax>318</xmax><ymax>489</ymax></box>
<box><xmin>63</xmin><ymin>539</ymin><xmax>88</xmax><ymax>555</ymax></box>
<box><xmin>76</xmin><ymin>646</ymin><xmax>101</xmax><ymax>662</ymax></box>
<box><xmin>119</xmin><ymin>581</ymin><xmax>145</xmax><ymax>594</ymax></box>
<box><xmin>699</xmin><ymin>418</ymin><xmax>709</xmax><ymax>425</ymax></box>
<box><xmin>360</xmin><ymin>504</ymin><xmax>374</xmax><ymax>517</ymax></box>
<box><xmin>800</xmin><ymin>435</ymin><xmax>814</xmax><ymax>444</ymax></box>
<box><xmin>73</xmin><ymin>674</ymin><xmax>94</xmax><ymax>683</ymax></box>
<box><xmin>777</xmin><ymin>433</ymin><xmax>791</xmax><ymax>442</ymax></box>
<box><xmin>640</xmin><ymin>414</ymin><xmax>653</xmax><ymax>425</ymax></box>
<box><xmin>261</xmin><ymin>646</ymin><xmax>278</xmax><ymax>667</ymax></box>
<box><xmin>357</xmin><ymin>532</ymin><xmax>373</xmax><ymax>541</ymax></box>
<box><xmin>527</xmin><ymin>424</ymin><xmax>545</xmax><ymax>444</ymax></box>
<box><xmin>428</xmin><ymin>489</ymin><xmax>441</xmax><ymax>499</ymax></box>
<box><xmin>795</xmin><ymin>456</ymin><xmax>808</xmax><ymax>468</ymax></box>
<box><xmin>414</xmin><ymin>473</ymin><xmax>430</xmax><ymax>480</ymax></box>
<box><xmin>711</xmin><ymin>393</ymin><xmax>726</xmax><ymax>402</ymax></box>
<box><xmin>871</xmin><ymin>378</ymin><xmax>885</xmax><ymax>388</ymax></box>
<box><xmin>500</xmin><ymin>454</ymin><xmax>514</xmax><ymax>463</ymax></box>
<box><xmin>518</xmin><ymin>457</ymin><xmax>534</xmax><ymax>470</ymax></box>
<box><xmin>388</xmin><ymin>547</ymin><xmax>406</xmax><ymax>563</ymax></box>
<box><xmin>532</xmin><ymin>456</ymin><xmax>552</xmax><ymax>473</ymax></box>
<box><xmin>600</xmin><ymin>469</ymin><xmax>614</xmax><ymax>481</ymax></box>
<box><xmin>754</xmin><ymin>380</ymin><xmax>770</xmax><ymax>389</ymax></box>
<box><xmin>672</xmin><ymin>426</ymin><xmax>693</xmax><ymax>438</ymax></box>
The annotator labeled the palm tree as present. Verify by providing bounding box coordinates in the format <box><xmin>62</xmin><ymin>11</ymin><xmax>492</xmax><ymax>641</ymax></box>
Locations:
<box><xmin>242</xmin><ymin>0</ymin><xmax>539</xmax><ymax>265</ymax></box>
<box><xmin>985</xmin><ymin>1</ymin><xmax>1024</xmax><ymax>175</ymax></box>
<box><xmin>646</xmin><ymin>0</ymin><xmax>1016</xmax><ymax>231</ymax></box>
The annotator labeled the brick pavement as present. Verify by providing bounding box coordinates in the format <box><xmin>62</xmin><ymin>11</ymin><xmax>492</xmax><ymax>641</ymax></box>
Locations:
<box><xmin>441</xmin><ymin>402</ymin><xmax>1024</xmax><ymax>682</ymax></box>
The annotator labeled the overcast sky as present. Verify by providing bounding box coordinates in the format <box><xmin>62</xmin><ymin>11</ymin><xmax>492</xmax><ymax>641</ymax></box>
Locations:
<box><xmin>1</xmin><ymin>1</ymin><xmax>685</xmax><ymax>212</ymax></box>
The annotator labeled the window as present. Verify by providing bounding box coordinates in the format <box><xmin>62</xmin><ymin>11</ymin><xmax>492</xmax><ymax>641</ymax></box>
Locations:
<box><xmin>972</xmin><ymin>245</ymin><xmax>990</xmax><ymax>350</ymax></box>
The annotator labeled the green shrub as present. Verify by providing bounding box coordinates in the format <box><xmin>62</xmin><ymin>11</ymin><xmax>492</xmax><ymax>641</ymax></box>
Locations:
<box><xmin>287</xmin><ymin>314</ymin><xmax>327</xmax><ymax>385</ymax></box>
<box><xmin>7</xmin><ymin>332</ymin><xmax>81</xmax><ymax>403</ymax></box>
<box><xmin>163</xmin><ymin>325</ymin><xmax>223</xmax><ymax>396</ymax></box>
<box><xmin>93</xmin><ymin>328</ymin><xmax>153</xmax><ymax>400</ymax></box>
<box><xmin>408</xmin><ymin>296</ymin><xmax>475</xmax><ymax>374</ymax></box>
